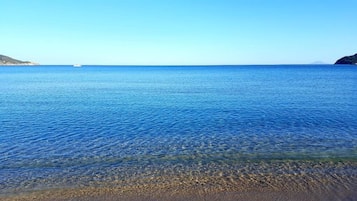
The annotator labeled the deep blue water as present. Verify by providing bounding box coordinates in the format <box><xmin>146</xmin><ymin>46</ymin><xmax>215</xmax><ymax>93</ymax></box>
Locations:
<box><xmin>0</xmin><ymin>65</ymin><xmax>357</xmax><ymax>192</ymax></box>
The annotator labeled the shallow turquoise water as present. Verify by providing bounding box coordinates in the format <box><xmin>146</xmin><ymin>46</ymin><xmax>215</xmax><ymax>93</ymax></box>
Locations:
<box><xmin>0</xmin><ymin>65</ymin><xmax>357</xmax><ymax>192</ymax></box>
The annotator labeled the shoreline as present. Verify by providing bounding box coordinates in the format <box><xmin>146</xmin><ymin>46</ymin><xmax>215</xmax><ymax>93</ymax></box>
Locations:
<box><xmin>2</xmin><ymin>160</ymin><xmax>356</xmax><ymax>201</ymax></box>
<box><xmin>0</xmin><ymin>63</ymin><xmax>38</xmax><ymax>66</ymax></box>
<box><xmin>2</xmin><ymin>177</ymin><xmax>356</xmax><ymax>201</ymax></box>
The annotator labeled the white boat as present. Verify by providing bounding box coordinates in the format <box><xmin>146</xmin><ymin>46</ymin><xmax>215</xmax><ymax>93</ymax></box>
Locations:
<box><xmin>73</xmin><ymin>64</ymin><xmax>82</xmax><ymax>67</ymax></box>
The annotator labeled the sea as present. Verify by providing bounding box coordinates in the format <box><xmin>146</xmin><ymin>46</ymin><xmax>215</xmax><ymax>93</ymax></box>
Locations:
<box><xmin>0</xmin><ymin>65</ymin><xmax>356</xmax><ymax>199</ymax></box>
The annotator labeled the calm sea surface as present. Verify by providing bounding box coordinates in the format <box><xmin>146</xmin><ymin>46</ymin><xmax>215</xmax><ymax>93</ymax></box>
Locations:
<box><xmin>0</xmin><ymin>65</ymin><xmax>357</xmax><ymax>194</ymax></box>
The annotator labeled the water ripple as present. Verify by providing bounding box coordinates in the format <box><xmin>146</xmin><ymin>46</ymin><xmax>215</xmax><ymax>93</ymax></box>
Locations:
<box><xmin>1</xmin><ymin>66</ymin><xmax>357</xmax><ymax>194</ymax></box>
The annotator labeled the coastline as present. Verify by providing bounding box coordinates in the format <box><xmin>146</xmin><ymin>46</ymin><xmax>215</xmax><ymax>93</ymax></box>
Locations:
<box><xmin>4</xmin><ymin>187</ymin><xmax>356</xmax><ymax>201</ymax></box>
<box><xmin>2</xmin><ymin>177</ymin><xmax>356</xmax><ymax>201</ymax></box>
<box><xmin>0</xmin><ymin>63</ymin><xmax>38</xmax><ymax>66</ymax></box>
<box><xmin>2</xmin><ymin>160</ymin><xmax>356</xmax><ymax>201</ymax></box>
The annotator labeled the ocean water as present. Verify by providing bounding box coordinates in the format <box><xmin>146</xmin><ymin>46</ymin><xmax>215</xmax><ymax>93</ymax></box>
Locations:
<box><xmin>0</xmin><ymin>65</ymin><xmax>357</xmax><ymax>195</ymax></box>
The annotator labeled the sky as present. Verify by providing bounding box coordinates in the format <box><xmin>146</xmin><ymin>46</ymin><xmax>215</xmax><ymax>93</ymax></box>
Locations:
<box><xmin>1</xmin><ymin>0</ymin><xmax>357</xmax><ymax>65</ymax></box>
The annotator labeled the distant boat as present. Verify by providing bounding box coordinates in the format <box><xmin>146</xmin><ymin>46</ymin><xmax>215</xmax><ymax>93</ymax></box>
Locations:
<box><xmin>73</xmin><ymin>64</ymin><xmax>82</xmax><ymax>67</ymax></box>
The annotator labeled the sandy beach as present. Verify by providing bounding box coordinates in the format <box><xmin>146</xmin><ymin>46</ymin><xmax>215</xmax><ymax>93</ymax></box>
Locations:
<box><xmin>2</xmin><ymin>160</ymin><xmax>356</xmax><ymax>201</ymax></box>
<box><xmin>2</xmin><ymin>179</ymin><xmax>356</xmax><ymax>201</ymax></box>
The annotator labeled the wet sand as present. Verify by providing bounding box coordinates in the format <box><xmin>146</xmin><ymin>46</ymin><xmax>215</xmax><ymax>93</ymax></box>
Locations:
<box><xmin>2</xmin><ymin>178</ymin><xmax>356</xmax><ymax>201</ymax></box>
<box><xmin>3</xmin><ymin>188</ymin><xmax>356</xmax><ymax>201</ymax></box>
<box><xmin>2</xmin><ymin>160</ymin><xmax>356</xmax><ymax>201</ymax></box>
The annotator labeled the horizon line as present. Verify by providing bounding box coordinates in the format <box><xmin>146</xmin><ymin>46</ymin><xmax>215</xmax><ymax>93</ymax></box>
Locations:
<box><xmin>1</xmin><ymin>63</ymin><xmax>334</xmax><ymax>67</ymax></box>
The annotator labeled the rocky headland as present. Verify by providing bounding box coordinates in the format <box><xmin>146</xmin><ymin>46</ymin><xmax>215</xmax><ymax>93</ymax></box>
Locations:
<box><xmin>0</xmin><ymin>54</ymin><xmax>38</xmax><ymax>65</ymax></box>
<box><xmin>335</xmin><ymin>53</ymin><xmax>357</xmax><ymax>65</ymax></box>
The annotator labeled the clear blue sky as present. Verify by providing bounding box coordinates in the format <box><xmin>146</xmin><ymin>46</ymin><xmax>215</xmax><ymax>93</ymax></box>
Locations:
<box><xmin>1</xmin><ymin>0</ymin><xmax>356</xmax><ymax>65</ymax></box>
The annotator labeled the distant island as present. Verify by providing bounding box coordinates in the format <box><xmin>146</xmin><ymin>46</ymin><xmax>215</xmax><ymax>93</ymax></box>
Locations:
<box><xmin>335</xmin><ymin>53</ymin><xmax>357</xmax><ymax>65</ymax></box>
<box><xmin>0</xmin><ymin>54</ymin><xmax>38</xmax><ymax>65</ymax></box>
